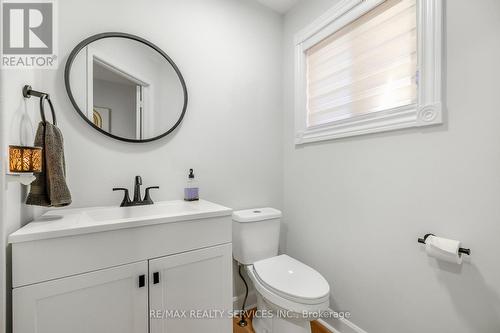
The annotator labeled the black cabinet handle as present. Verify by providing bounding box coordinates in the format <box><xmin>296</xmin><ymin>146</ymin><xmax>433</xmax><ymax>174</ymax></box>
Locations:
<box><xmin>138</xmin><ymin>274</ymin><xmax>146</xmax><ymax>288</ymax></box>
<box><xmin>153</xmin><ymin>272</ymin><xmax>160</xmax><ymax>284</ymax></box>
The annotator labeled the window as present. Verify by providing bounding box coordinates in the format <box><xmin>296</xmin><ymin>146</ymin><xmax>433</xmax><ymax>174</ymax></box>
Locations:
<box><xmin>295</xmin><ymin>0</ymin><xmax>443</xmax><ymax>144</ymax></box>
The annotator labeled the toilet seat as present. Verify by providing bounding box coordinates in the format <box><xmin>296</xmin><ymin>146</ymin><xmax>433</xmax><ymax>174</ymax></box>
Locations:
<box><xmin>253</xmin><ymin>255</ymin><xmax>330</xmax><ymax>305</ymax></box>
<box><xmin>245</xmin><ymin>255</ymin><xmax>330</xmax><ymax>315</ymax></box>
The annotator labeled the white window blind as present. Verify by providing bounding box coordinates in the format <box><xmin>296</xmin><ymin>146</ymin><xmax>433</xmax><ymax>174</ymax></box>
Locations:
<box><xmin>305</xmin><ymin>0</ymin><xmax>417</xmax><ymax>127</ymax></box>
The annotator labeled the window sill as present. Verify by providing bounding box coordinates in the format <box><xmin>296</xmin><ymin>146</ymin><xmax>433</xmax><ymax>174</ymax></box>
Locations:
<box><xmin>295</xmin><ymin>103</ymin><xmax>442</xmax><ymax>145</ymax></box>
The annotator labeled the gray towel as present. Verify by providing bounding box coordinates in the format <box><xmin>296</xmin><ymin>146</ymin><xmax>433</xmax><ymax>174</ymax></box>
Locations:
<box><xmin>26</xmin><ymin>122</ymin><xmax>72</xmax><ymax>207</ymax></box>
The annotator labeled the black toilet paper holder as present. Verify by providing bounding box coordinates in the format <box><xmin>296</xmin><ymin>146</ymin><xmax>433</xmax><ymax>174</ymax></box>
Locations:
<box><xmin>418</xmin><ymin>233</ymin><xmax>471</xmax><ymax>256</ymax></box>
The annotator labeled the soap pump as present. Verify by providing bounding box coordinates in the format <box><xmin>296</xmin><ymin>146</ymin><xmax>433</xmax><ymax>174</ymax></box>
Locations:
<box><xmin>184</xmin><ymin>169</ymin><xmax>199</xmax><ymax>201</ymax></box>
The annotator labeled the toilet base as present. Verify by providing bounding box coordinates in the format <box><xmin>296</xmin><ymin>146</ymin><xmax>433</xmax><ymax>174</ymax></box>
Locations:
<box><xmin>252</xmin><ymin>293</ymin><xmax>312</xmax><ymax>333</ymax></box>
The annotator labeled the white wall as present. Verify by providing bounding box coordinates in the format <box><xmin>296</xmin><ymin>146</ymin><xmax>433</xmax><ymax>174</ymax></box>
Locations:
<box><xmin>0</xmin><ymin>0</ymin><xmax>283</xmax><ymax>331</ymax></box>
<box><xmin>283</xmin><ymin>0</ymin><xmax>500</xmax><ymax>332</ymax></box>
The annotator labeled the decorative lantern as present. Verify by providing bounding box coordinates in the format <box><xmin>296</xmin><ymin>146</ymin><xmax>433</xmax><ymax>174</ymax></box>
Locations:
<box><xmin>8</xmin><ymin>145</ymin><xmax>42</xmax><ymax>173</ymax></box>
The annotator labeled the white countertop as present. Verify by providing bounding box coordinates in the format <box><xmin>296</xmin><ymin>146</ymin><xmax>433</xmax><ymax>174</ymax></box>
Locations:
<box><xmin>9</xmin><ymin>200</ymin><xmax>232</xmax><ymax>244</ymax></box>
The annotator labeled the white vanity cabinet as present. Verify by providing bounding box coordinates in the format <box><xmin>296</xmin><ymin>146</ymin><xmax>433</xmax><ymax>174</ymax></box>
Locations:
<box><xmin>149</xmin><ymin>244</ymin><xmax>233</xmax><ymax>333</ymax></box>
<box><xmin>9</xmin><ymin>200</ymin><xmax>233</xmax><ymax>333</ymax></box>
<box><xmin>14</xmin><ymin>261</ymin><xmax>149</xmax><ymax>333</ymax></box>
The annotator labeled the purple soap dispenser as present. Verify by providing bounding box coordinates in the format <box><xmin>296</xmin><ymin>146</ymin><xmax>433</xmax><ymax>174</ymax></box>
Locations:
<box><xmin>184</xmin><ymin>169</ymin><xmax>199</xmax><ymax>201</ymax></box>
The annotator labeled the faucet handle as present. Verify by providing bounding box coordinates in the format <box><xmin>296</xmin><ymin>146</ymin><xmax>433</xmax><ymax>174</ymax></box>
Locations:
<box><xmin>135</xmin><ymin>176</ymin><xmax>142</xmax><ymax>185</ymax></box>
<box><xmin>113</xmin><ymin>188</ymin><xmax>131</xmax><ymax>207</ymax></box>
<box><xmin>144</xmin><ymin>186</ymin><xmax>159</xmax><ymax>204</ymax></box>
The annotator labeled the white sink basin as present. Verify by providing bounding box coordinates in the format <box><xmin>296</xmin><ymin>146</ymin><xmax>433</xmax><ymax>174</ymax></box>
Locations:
<box><xmin>85</xmin><ymin>200</ymin><xmax>201</xmax><ymax>222</ymax></box>
<box><xmin>9</xmin><ymin>200</ymin><xmax>232</xmax><ymax>243</ymax></box>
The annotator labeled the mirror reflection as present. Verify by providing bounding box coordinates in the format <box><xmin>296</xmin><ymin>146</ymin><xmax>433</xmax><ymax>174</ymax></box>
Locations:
<box><xmin>67</xmin><ymin>36</ymin><xmax>186</xmax><ymax>142</ymax></box>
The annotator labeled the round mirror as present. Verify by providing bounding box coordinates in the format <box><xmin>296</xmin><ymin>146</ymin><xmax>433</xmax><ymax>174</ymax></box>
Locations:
<box><xmin>65</xmin><ymin>33</ymin><xmax>188</xmax><ymax>143</ymax></box>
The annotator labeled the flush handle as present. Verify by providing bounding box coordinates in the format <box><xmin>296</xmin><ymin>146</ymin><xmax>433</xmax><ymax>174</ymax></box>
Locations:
<box><xmin>153</xmin><ymin>272</ymin><xmax>160</xmax><ymax>284</ymax></box>
<box><xmin>138</xmin><ymin>274</ymin><xmax>146</xmax><ymax>288</ymax></box>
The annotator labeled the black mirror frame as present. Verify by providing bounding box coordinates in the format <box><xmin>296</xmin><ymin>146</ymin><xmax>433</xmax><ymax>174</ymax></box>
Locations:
<box><xmin>64</xmin><ymin>32</ymin><xmax>188</xmax><ymax>143</ymax></box>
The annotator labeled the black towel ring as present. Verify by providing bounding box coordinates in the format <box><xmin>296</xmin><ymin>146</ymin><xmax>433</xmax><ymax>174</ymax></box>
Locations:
<box><xmin>23</xmin><ymin>85</ymin><xmax>57</xmax><ymax>125</ymax></box>
<box><xmin>39</xmin><ymin>94</ymin><xmax>57</xmax><ymax>126</ymax></box>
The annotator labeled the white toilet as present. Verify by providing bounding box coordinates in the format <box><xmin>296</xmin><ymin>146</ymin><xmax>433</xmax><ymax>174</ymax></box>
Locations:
<box><xmin>232</xmin><ymin>208</ymin><xmax>330</xmax><ymax>333</ymax></box>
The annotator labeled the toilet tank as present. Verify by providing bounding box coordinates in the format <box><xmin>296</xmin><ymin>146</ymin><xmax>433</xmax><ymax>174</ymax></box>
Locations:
<box><xmin>232</xmin><ymin>208</ymin><xmax>282</xmax><ymax>265</ymax></box>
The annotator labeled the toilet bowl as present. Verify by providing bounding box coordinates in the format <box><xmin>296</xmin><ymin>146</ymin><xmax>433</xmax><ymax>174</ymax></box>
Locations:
<box><xmin>232</xmin><ymin>208</ymin><xmax>330</xmax><ymax>333</ymax></box>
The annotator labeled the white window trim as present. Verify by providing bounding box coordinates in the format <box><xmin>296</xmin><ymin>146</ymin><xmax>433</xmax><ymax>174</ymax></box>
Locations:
<box><xmin>294</xmin><ymin>0</ymin><xmax>444</xmax><ymax>144</ymax></box>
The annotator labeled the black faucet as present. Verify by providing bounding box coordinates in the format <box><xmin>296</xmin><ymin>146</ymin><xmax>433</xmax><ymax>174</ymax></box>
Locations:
<box><xmin>113</xmin><ymin>176</ymin><xmax>159</xmax><ymax>207</ymax></box>
<box><xmin>133</xmin><ymin>176</ymin><xmax>142</xmax><ymax>203</ymax></box>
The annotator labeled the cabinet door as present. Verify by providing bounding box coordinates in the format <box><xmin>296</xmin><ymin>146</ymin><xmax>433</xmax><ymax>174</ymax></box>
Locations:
<box><xmin>13</xmin><ymin>261</ymin><xmax>148</xmax><ymax>333</ymax></box>
<box><xmin>149</xmin><ymin>243</ymin><xmax>233</xmax><ymax>333</ymax></box>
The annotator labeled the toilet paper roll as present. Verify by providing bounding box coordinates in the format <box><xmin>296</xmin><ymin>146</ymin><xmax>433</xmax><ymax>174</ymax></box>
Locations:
<box><xmin>425</xmin><ymin>235</ymin><xmax>463</xmax><ymax>264</ymax></box>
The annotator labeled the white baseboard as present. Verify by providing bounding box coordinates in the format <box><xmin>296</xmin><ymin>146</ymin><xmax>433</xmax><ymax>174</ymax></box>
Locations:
<box><xmin>232</xmin><ymin>297</ymin><xmax>367</xmax><ymax>333</ymax></box>
<box><xmin>320</xmin><ymin>308</ymin><xmax>368</xmax><ymax>333</ymax></box>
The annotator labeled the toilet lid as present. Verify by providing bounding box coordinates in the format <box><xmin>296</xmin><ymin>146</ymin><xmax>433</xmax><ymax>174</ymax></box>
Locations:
<box><xmin>253</xmin><ymin>255</ymin><xmax>329</xmax><ymax>301</ymax></box>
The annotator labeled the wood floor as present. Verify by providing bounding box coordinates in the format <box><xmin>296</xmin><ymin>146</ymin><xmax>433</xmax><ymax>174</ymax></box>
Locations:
<box><xmin>233</xmin><ymin>309</ymin><xmax>331</xmax><ymax>333</ymax></box>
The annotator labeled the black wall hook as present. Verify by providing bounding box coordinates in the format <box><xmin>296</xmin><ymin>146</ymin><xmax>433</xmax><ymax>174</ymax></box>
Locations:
<box><xmin>418</xmin><ymin>233</ymin><xmax>471</xmax><ymax>255</ymax></box>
